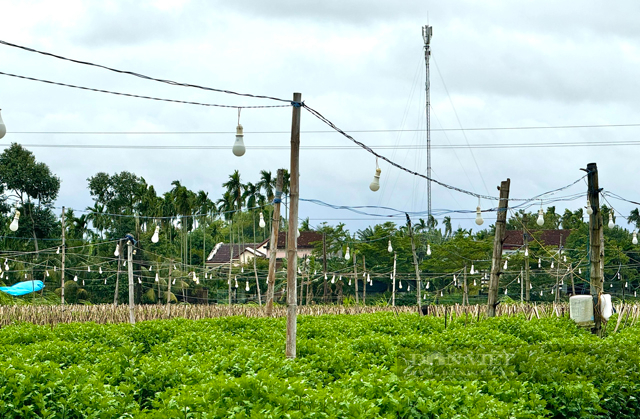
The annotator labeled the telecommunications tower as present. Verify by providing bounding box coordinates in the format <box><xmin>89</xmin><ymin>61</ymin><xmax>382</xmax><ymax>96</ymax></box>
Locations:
<box><xmin>422</xmin><ymin>25</ymin><xmax>433</xmax><ymax>219</ymax></box>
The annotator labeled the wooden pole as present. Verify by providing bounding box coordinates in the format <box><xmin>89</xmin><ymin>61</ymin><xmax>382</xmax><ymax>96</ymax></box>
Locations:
<box><xmin>570</xmin><ymin>263</ymin><xmax>575</xmax><ymax>295</ymax></box>
<box><xmin>586</xmin><ymin>162</ymin><xmax>604</xmax><ymax>336</ymax></box>
<box><xmin>228</xmin><ymin>219</ymin><xmax>233</xmax><ymax>305</ymax></box>
<box><xmin>114</xmin><ymin>241</ymin><xmax>122</xmax><ymax>305</ymax></box>
<box><xmin>406</xmin><ymin>214</ymin><xmax>422</xmax><ymax>313</ymax></box>
<box><xmin>354</xmin><ymin>252</ymin><xmax>359</xmax><ymax>304</ymax></box>
<box><xmin>286</xmin><ymin>92</ymin><xmax>301</xmax><ymax>359</ymax></box>
<box><xmin>487</xmin><ymin>179</ymin><xmax>511</xmax><ymax>317</ymax></box>
<box><xmin>127</xmin><ymin>239</ymin><xmax>135</xmax><ymax>325</ymax></box>
<box><xmin>524</xmin><ymin>232</ymin><xmax>530</xmax><ymax>302</ymax></box>
<box><xmin>166</xmin><ymin>259</ymin><xmax>173</xmax><ymax>316</ymax></box>
<box><xmin>253</xmin><ymin>214</ymin><xmax>262</xmax><ymax>306</ymax></box>
<box><xmin>266</xmin><ymin>169</ymin><xmax>283</xmax><ymax>316</ymax></box>
<box><xmin>555</xmin><ymin>234</ymin><xmax>563</xmax><ymax>304</ymax></box>
<box><xmin>520</xmin><ymin>267</ymin><xmax>524</xmax><ymax>302</ymax></box>
<box><xmin>322</xmin><ymin>232</ymin><xmax>328</xmax><ymax>303</ymax></box>
<box><xmin>392</xmin><ymin>252</ymin><xmax>397</xmax><ymax>307</ymax></box>
<box><xmin>60</xmin><ymin>206</ymin><xmax>65</xmax><ymax>305</ymax></box>
<box><xmin>463</xmin><ymin>264</ymin><xmax>468</xmax><ymax>305</ymax></box>
<box><xmin>362</xmin><ymin>255</ymin><xmax>366</xmax><ymax>305</ymax></box>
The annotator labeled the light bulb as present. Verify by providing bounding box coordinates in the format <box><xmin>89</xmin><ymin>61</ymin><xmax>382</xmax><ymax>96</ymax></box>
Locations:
<box><xmin>440</xmin><ymin>291</ymin><xmax>443</xmax><ymax>297</ymax></box>
<box><xmin>99</xmin><ymin>267</ymin><xmax>102</xmax><ymax>274</ymax></box>
<box><xmin>563</xmin><ymin>255</ymin><xmax>567</xmax><ymax>262</ymax></box>
<box><xmin>408</xmin><ymin>285</ymin><xmax>411</xmax><ymax>291</ymax></box>
<box><xmin>155</xmin><ymin>273</ymin><xmax>159</xmax><ymax>282</ymax></box>
<box><xmin>426</xmin><ymin>281</ymin><xmax>430</xmax><ymax>289</ymax></box>
<box><xmin>0</xmin><ymin>109</ymin><xmax>6</xmax><ymax>139</ymax></box>
<box><xmin>331</xmin><ymin>275</ymin><xmax>335</xmax><ymax>284</ymax></box>
<box><xmin>503</xmin><ymin>259</ymin><xmax>508</xmax><ymax>270</ymax></box>
<box><xmin>54</xmin><ymin>266</ymin><xmax>57</xmax><ymax>272</ymax></box>
<box><xmin>473</xmin><ymin>279</ymin><xmax>477</xmax><ymax>286</ymax></box>
<box><xmin>172</xmin><ymin>278</ymin><xmax>176</xmax><ymax>285</ymax></box>
<box><xmin>87</xmin><ymin>266</ymin><xmax>91</xmax><ymax>272</ymax></box>
<box><xmin>538</xmin><ymin>258</ymin><xmax>541</xmax><ymax>268</ymax></box>
<box><xmin>241</xmin><ymin>267</ymin><xmax>244</xmax><ymax>273</ymax></box>
<box><xmin>151</xmin><ymin>225</ymin><xmax>160</xmax><ymax>243</ymax></box>
<box><xmin>608</xmin><ymin>213</ymin><xmax>615</xmax><ymax>229</ymax></box>
<box><xmin>530</xmin><ymin>283</ymin><xmax>533</xmax><ymax>289</ymax></box>
<box><xmin>73</xmin><ymin>275</ymin><xmax>78</xmax><ymax>282</ymax></box>
<box><xmin>388</xmin><ymin>240</ymin><xmax>393</xmax><ymax>253</ymax></box>
<box><xmin>537</xmin><ymin>208</ymin><xmax>544</xmax><ymax>226</ymax></box>
<box><xmin>150</xmin><ymin>265</ymin><xmax>153</xmax><ymax>271</ymax></box>
<box><xmin>540</xmin><ymin>291</ymin><xmax>543</xmax><ymax>296</ymax></box>
<box><xmin>551</xmin><ymin>261</ymin><xmax>554</xmax><ymax>268</ymax></box>
<box><xmin>586</xmin><ymin>199</ymin><xmax>593</xmax><ymax>216</ymax></box>
<box><xmin>339</xmin><ymin>276</ymin><xmax>342</xmax><ymax>281</ymax></box>
<box><xmin>633</xmin><ymin>231</ymin><xmax>638</xmax><ymax>245</ymax></box>
<box><xmin>344</xmin><ymin>247</ymin><xmax>350</xmax><ymax>260</ymax></box>
<box><xmin>517</xmin><ymin>277</ymin><xmax>520</xmax><ymax>284</ymax></box>
<box><xmin>324</xmin><ymin>273</ymin><xmax>328</xmax><ymax>280</ymax></box>
<box><xmin>82</xmin><ymin>279</ymin><xmax>85</xmax><ymax>286</ymax></box>
<box><xmin>56</xmin><ymin>247</ymin><xmax>60</xmax><ymax>254</ymax></box>
<box><xmin>114</xmin><ymin>245</ymin><xmax>120</xmax><ymax>257</ymax></box>
<box><xmin>138</xmin><ymin>277</ymin><xmax>142</xmax><ymax>284</ymax></box>
<box><xmin>427</xmin><ymin>244</ymin><xmax>431</xmax><ymax>256</ymax></box>
<box><xmin>470</xmin><ymin>264</ymin><xmax>475</xmax><ymax>275</ymax></box>
<box><xmin>504</xmin><ymin>288</ymin><xmax>508</xmax><ymax>295</ymax></box>
<box><xmin>9</xmin><ymin>210</ymin><xmax>20</xmax><ymax>232</ymax></box>
<box><xmin>232</xmin><ymin>124</ymin><xmax>245</xmax><ymax>156</ymax></box>
<box><xmin>475</xmin><ymin>203</ymin><xmax>484</xmax><ymax>226</ymax></box>
<box><xmin>123</xmin><ymin>260</ymin><xmax>127</xmax><ymax>267</ymax></box>
<box><xmin>348</xmin><ymin>278</ymin><xmax>352</xmax><ymax>285</ymax></box>
<box><xmin>234</xmin><ymin>277</ymin><xmax>238</xmax><ymax>288</ymax></box>
<box><xmin>399</xmin><ymin>281</ymin><xmax>402</xmax><ymax>289</ymax></box>
<box><xmin>245</xmin><ymin>280</ymin><xmax>249</xmax><ymax>291</ymax></box>
<box><xmin>46</xmin><ymin>270</ymin><xmax>49</xmax><ymax>277</ymax></box>
<box><xmin>525</xmin><ymin>248</ymin><xmax>529</xmax><ymax>257</ymax></box>
<box><xmin>0</xmin><ymin>272</ymin><xmax>3</xmax><ymax>279</ymax></box>
<box><xmin>259</xmin><ymin>212</ymin><xmax>266</xmax><ymax>228</ymax></box>
<box><xmin>367</xmin><ymin>273</ymin><xmax>370</xmax><ymax>283</ymax></box>
<box><xmin>579</xmin><ymin>268</ymin><xmax>582</xmax><ymax>274</ymax></box>
<box><xmin>453</xmin><ymin>275</ymin><xmax>457</xmax><ymax>285</ymax></box>
<box><xmin>369</xmin><ymin>168</ymin><xmax>381</xmax><ymax>192</ymax></box>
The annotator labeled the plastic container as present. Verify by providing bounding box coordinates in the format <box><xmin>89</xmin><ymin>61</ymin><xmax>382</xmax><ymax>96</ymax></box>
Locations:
<box><xmin>600</xmin><ymin>294</ymin><xmax>613</xmax><ymax>321</ymax></box>
<box><xmin>569</xmin><ymin>295</ymin><xmax>594</xmax><ymax>323</ymax></box>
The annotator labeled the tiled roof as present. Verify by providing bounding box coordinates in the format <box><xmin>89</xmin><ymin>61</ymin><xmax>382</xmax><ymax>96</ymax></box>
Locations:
<box><xmin>274</xmin><ymin>231</ymin><xmax>322</xmax><ymax>248</ymax></box>
<box><xmin>503</xmin><ymin>230</ymin><xmax>571</xmax><ymax>250</ymax></box>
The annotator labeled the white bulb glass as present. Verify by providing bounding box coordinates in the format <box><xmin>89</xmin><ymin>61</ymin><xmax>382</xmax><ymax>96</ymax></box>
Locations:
<box><xmin>87</xmin><ymin>266</ymin><xmax>91</xmax><ymax>272</ymax></box>
<box><xmin>408</xmin><ymin>285</ymin><xmax>410</xmax><ymax>291</ymax></box>
<box><xmin>9</xmin><ymin>210</ymin><xmax>20</xmax><ymax>232</ymax></box>
<box><xmin>426</xmin><ymin>281</ymin><xmax>430</xmax><ymax>289</ymax></box>
<box><xmin>73</xmin><ymin>275</ymin><xmax>78</xmax><ymax>282</ymax></box>
<box><xmin>475</xmin><ymin>206</ymin><xmax>483</xmax><ymax>226</ymax></box>
<box><xmin>155</xmin><ymin>273</ymin><xmax>159</xmax><ymax>282</ymax></box>
<box><xmin>387</xmin><ymin>240</ymin><xmax>393</xmax><ymax>253</ymax></box>
<box><xmin>259</xmin><ymin>212</ymin><xmax>266</xmax><ymax>228</ymax></box>
<box><xmin>633</xmin><ymin>231</ymin><xmax>638</xmax><ymax>245</ymax></box>
<box><xmin>46</xmin><ymin>270</ymin><xmax>49</xmax><ymax>277</ymax></box>
<box><xmin>536</xmin><ymin>209</ymin><xmax>544</xmax><ymax>226</ymax></box>
<box><xmin>56</xmin><ymin>247</ymin><xmax>60</xmax><ymax>254</ymax></box>
<box><xmin>427</xmin><ymin>244</ymin><xmax>431</xmax><ymax>256</ymax></box>
<box><xmin>232</xmin><ymin>124</ymin><xmax>246</xmax><ymax>156</ymax></box>
<box><xmin>0</xmin><ymin>109</ymin><xmax>6</xmax><ymax>140</ymax></box>
<box><xmin>525</xmin><ymin>248</ymin><xmax>529</xmax><ymax>257</ymax></box>
<box><xmin>331</xmin><ymin>275</ymin><xmax>335</xmax><ymax>284</ymax></box>
<box><xmin>470</xmin><ymin>264</ymin><xmax>475</xmax><ymax>275</ymax></box>
<box><xmin>586</xmin><ymin>200</ymin><xmax>593</xmax><ymax>216</ymax></box>
<box><xmin>344</xmin><ymin>247</ymin><xmax>350</xmax><ymax>260</ymax></box>
<box><xmin>503</xmin><ymin>260</ymin><xmax>508</xmax><ymax>270</ymax></box>
<box><xmin>99</xmin><ymin>267</ymin><xmax>102</xmax><ymax>274</ymax></box>
<box><xmin>399</xmin><ymin>281</ymin><xmax>402</xmax><ymax>289</ymax></box>
<box><xmin>151</xmin><ymin>225</ymin><xmax>160</xmax><ymax>243</ymax></box>
<box><xmin>608</xmin><ymin>213</ymin><xmax>614</xmax><ymax>229</ymax></box>
<box><xmin>114</xmin><ymin>245</ymin><xmax>120</xmax><ymax>257</ymax></box>
<box><xmin>245</xmin><ymin>280</ymin><xmax>250</xmax><ymax>291</ymax></box>
<box><xmin>551</xmin><ymin>261</ymin><xmax>554</xmax><ymax>268</ymax></box>
<box><xmin>369</xmin><ymin>168</ymin><xmax>381</xmax><ymax>192</ymax></box>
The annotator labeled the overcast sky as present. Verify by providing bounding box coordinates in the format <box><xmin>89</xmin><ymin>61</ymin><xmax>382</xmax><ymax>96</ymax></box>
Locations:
<box><xmin>1</xmin><ymin>0</ymin><xmax>639</xmax><ymax>234</ymax></box>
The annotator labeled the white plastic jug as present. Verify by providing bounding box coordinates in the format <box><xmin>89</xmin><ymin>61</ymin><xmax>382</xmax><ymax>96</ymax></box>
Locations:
<box><xmin>600</xmin><ymin>294</ymin><xmax>613</xmax><ymax>321</ymax></box>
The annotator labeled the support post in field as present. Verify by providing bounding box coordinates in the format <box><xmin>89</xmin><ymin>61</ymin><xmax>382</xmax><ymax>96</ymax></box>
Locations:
<box><xmin>114</xmin><ymin>240</ymin><xmax>122</xmax><ymax>305</ymax></box>
<box><xmin>524</xmin><ymin>230</ymin><xmax>530</xmax><ymax>302</ymax></box>
<box><xmin>353</xmin><ymin>252</ymin><xmax>359</xmax><ymax>304</ymax></box>
<box><xmin>127</xmin><ymin>237</ymin><xmax>135</xmax><ymax>325</ymax></box>
<box><xmin>406</xmin><ymin>214</ymin><xmax>422</xmax><ymax>314</ymax></box>
<box><xmin>60</xmin><ymin>206</ymin><xmax>66</xmax><ymax>305</ymax></box>
<box><xmin>392</xmin><ymin>252</ymin><xmax>397</xmax><ymax>307</ymax></box>
<box><xmin>266</xmin><ymin>169</ymin><xmax>284</xmax><ymax>316</ymax></box>
<box><xmin>487</xmin><ymin>179</ymin><xmax>511</xmax><ymax>317</ymax></box>
<box><xmin>362</xmin><ymin>255</ymin><xmax>366</xmax><ymax>305</ymax></box>
<box><xmin>463</xmin><ymin>264</ymin><xmax>468</xmax><ymax>306</ymax></box>
<box><xmin>286</xmin><ymin>92</ymin><xmax>302</xmax><ymax>359</ymax></box>
<box><xmin>322</xmin><ymin>232</ymin><xmax>328</xmax><ymax>303</ymax></box>
<box><xmin>586</xmin><ymin>162</ymin><xmax>604</xmax><ymax>336</ymax></box>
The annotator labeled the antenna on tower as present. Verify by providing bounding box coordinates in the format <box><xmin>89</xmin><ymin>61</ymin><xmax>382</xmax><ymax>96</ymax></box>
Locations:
<box><xmin>422</xmin><ymin>25</ymin><xmax>433</xmax><ymax>221</ymax></box>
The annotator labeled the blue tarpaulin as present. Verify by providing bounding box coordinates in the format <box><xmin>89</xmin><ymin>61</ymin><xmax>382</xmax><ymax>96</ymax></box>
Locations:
<box><xmin>0</xmin><ymin>280</ymin><xmax>44</xmax><ymax>296</ymax></box>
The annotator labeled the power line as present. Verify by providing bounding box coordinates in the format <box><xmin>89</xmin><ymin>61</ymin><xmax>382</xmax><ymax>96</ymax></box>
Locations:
<box><xmin>0</xmin><ymin>39</ymin><xmax>291</xmax><ymax>104</ymax></box>
<box><xmin>0</xmin><ymin>71</ymin><xmax>290</xmax><ymax>109</ymax></box>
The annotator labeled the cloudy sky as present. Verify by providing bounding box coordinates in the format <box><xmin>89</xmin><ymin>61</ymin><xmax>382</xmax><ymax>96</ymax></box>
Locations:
<box><xmin>1</xmin><ymin>0</ymin><xmax>639</xmax><ymax>233</ymax></box>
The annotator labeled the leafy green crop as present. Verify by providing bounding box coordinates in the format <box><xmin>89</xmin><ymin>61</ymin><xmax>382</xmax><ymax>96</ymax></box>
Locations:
<box><xmin>0</xmin><ymin>313</ymin><xmax>638</xmax><ymax>418</ymax></box>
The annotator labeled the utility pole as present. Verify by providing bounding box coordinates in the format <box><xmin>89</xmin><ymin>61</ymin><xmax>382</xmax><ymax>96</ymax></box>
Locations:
<box><xmin>114</xmin><ymin>240</ymin><xmax>122</xmax><ymax>305</ymax></box>
<box><xmin>392</xmin><ymin>252</ymin><xmax>397</xmax><ymax>307</ymax></box>
<box><xmin>555</xmin><ymin>235</ymin><xmax>562</xmax><ymax>304</ymax></box>
<box><xmin>524</xmin><ymin>231</ymin><xmax>530</xmax><ymax>302</ymax></box>
<box><xmin>286</xmin><ymin>92</ymin><xmax>301</xmax><ymax>359</ymax></box>
<box><xmin>362</xmin><ymin>255</ymin><xmax>366</xmax><ymax>305</ymax></box>
<box><xmin>422</xmin><ymin>24</ymin><xmax>433</xmax><ymax>219</ymax></box>
<box><xmin>127</xmin><ymin>237</ymin><xmax>135</xmax><ymax>325</ymax></box>
<box><xmin>586</xmin><ymin>162</ymin><xmax>604</xmax><ymax>336</ymax></box>
<box><xmin>60</xmin><ymin>206</ymin><xmax>65</xmax><ymax>305</ymax></box>
<box><xmin>252</xmin><ymin>217</ymin><xmax>262</xmax><ymax>306</ymax></box>
<box><xmin>322</xmin><ymin>232</ymin><xmax>328</xmax><ymax>303</ymax></box>
<box><xmin>520</xmin><ymin>267</ymin><xmax>524</xmax><ymax>302</ymax></box>
<box><xmin>166</xmin><ymin>259</ymin><xmax>173</xmax><ymax>316</ymax></box>
<box><xmin>570</xmin><ymin>263</ymin><xmax>575</xmax><ymax>295</ymax></box>
<box><xmin>406</xmin><ymin>214</ymin><xmax>422</xmax><ymax>313</ymax></box>
<box><xmin>488</xmin><ymin>179</ymin><xmax>511</xmax><ymax>317</ymax></box>
<box><xmin>463</xmin><ymin>264</ymin><xmax>468</xmax><ymax>306</ymax></box>
<box><xmin>266</xmin><ymin>169</ymin><xmax>284</xmax><ymax>316</ymax></box>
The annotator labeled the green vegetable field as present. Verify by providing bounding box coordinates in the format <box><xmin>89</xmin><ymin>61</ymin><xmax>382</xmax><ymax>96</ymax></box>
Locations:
<box><xmin>1</xmin><ymin>312</ymin><xmax>639</xmax><ymax>418</ymax></box>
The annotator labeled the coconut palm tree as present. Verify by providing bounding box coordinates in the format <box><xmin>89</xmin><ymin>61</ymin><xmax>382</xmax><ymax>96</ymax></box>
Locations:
<box><xmin>222</xmin><ymin>170</ymin><xmax>245</xmax><ymax>212</ymax></box>
<box><xmin>257</xmin><ymin>170</ymin><xmax>276</xmax><ymax>202</ymax></box>
<box><xmin>243</xmin><ymin>182</ymin><xmax>265</xmax><ymax>210</ymax></box>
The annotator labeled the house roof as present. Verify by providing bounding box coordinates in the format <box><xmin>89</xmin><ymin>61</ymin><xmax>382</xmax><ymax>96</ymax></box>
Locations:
<box><xmin>206</xmin><ymin>243</ymin><xmax>261</xmax><ymax>264</ymax></box>
<box><xmin>503</xmin><ymin>230</ymin><xmax>571</xmax><ymax>250</ymax></box>
<box><xmin>271</xmin><ymin>231</ymin><xmax>322</xmax><ymax>248</ymax></box>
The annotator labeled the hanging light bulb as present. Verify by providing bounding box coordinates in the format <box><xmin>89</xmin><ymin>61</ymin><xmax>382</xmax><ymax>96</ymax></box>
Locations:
<box><xmin>46</xmin><ymin>270</ymin><xmax>49</xmax><ymax>277</ymax></box>
<box><xmin>151</xmin><ymin>225</ymin><xmax>160</xmax><ymax>243</ymax></box>
<box><xmin>399</xmin><ymin>281</ymin><xmax>403</xmax><ymax>289</ymax></box>
<box><xmin>633</xmin><ymin>231</ymin><xmax>638</xmax><ymax>245</ymax></box>
<box><xmin>73</xmin><ymin>275</ymin><xmax>78</xmax><ymax>282</ymax></box>
<box><xmin>344</xmin><ymin>246</ymin><xmax>350</xmax><ymax>260</ymax></box>
<box><xmin>563</xmin><ymin>255</ymin><xmax>567</xmax><ymax>262</ymax></box>
<box><xmin>440</xmin><ymin>290</ymin><xmax>443</xmax><ymax>297</ymax></box>
<box><xmin>387</xmin><ymin>240</ymin><xmax>393</xmax><ymax>253</ymax></box>
<box><xmin>245</xmin><ymin>280</ymin><xmax>250</xmax><ymax>291</ymax></box>
<box><xmin>259</xmin><ymin>212</ymin><xmax>266</xmax><ymax>228</ymax></box>
<box><xmin>582</xmin><ymin>199</ymin><xmax>592</xmax><ymax>217</ymax></box>
<box><xmin>232</xmin><ymin>121</ymin><xmax>245</xmax><ymax>157</ymax></box>
<box><xmin>551</xmin><ymin>261</ymin><xmax>554</xmax><ymax>268</ymax></box>
<box><xmin>348</xmin><ymin>278</ymin><xmax>352</xmax><ymax>285</ymax></box>
<box><xmin>473</xmin><ymin>279</ymin><xmax>477</xmax><ymax>286</ymax></box>
<box><xmin>540</xmin><ymin>290</ymin><xmax>543</xmax><ymax>296</ymax></box>
<box><xmin>504</xmin><ymin>288</ymin><xmax>508</xmax><ymax>295</ymax></box>
<box><xmin>155</xmin><ymin>273</ymin><xmax>159</xmax><ymax>282</ymax></box>
<box><xmin>530</xmin><ymin>283</ymin><xmax>533</xmax><ymax>289</ymax></box>
<box><xmin>82</xmin><ymin>279</ymin><xmax>85</xmax><ymax>286</ymax></box>
<box><xmin>538</xmin><ymin>258</ymin><xmax>542</xmax><ymax>268</ymax></box>
<box><xmin>56</xmin><ymin>247</ymin><xmax>60</xmax><ymax>254</ymax></box>
<box><xmin>234</xmin><ymin>277</ymin><xmax>238</xmax><ymax>288</ymax></box>
<box><xmin>331</xmin><ymin>275</ymin><xmax>335</xmax><ymax>284</ymax></box>
<box><xmin>0</xmin><ymin>272</ymin><xmax>3</xmax><ymax>279</ymax></box>
<box><xmin>423</xmin><ymin>294</ymin><xmax>426</xmax><ymax>300</ymax></box>
<box><xmin>453</xmin><ymin>275</ymin><xmax>457</xmax><ymax>285</ymax></box>
<box><xmin>503</xmin><ymin>259</ymin><xmax>508</xmax><ymax>270</ymax></box>
<box><xmin>114</xmin><ymin>244</ymin><xmax>120</xmax><ymax>257</ymax></box>
<box><xmin>369</xmin><ymin>167</ymin><xmax>381</xmax><ymax>192</ymax></box>
<box><xmin>324</xmin><ymin>273</ymin><xmax>328</xmax><ymax>280</ymax></box>
<box><xmin>517</xmin><ymin>277</ymin><xmax>520</xmax><ymax>284</ymax></box>
<box><xmin>537</xmin><ymin>207</ymin><xmax>544</xmax><ymax>226</ymax></box>
<box><xmin>475</xmin><ymin>198</ymin><xmax>484</xmax><ymax>225</ymax></box>
<box><xmin>9</xmin><ymin>210</ymin><xmax>20</xmax><ymax>232</ymax></box>
<box><xmin>172</xmin><ymin>278</ymin><xmax>176</xmax><ymax>285</ymax></box>
<box><xmin>54</xmin><ymin>266</ymin><xmax>57</xmax><ymax>272</ymax></box>
<box><xmin>99</xmin><ymin>267</ymin><xmax>102</xmax><ymax>274</ymax></box>
<box><xmin>123</xmin><ymin>260</ymin><xmax>127</xmax><ymax>267</ymax></box>
<box><xmin>0</xmin><ymin>109</ymin><xmax>6</xmax><ymax>139</ymax></box>
<box><xmin>367</xmin><ymin>273</ymin><xmax>370</xmax><ymax>283</ymax></box>
<box><xmin>314</xmin><ymin>269</ymin><xmax>317</xmax><ymax>275</ymax></box>
<box><xmin>524</xmin><ymin>247</ymin><xmax>529</xmax><ymax>257</ymax></box>
<box><xmin>551</xmin><ymin>288</ymin><xmax>555</xmax><ymax>294</ymax></box>
<box><xmin>608</xmin><ymin>213</ymin><xmax>615</xmax><ymax>229</ymax></box>
<box><xmin>579</xmin><ymin>267</ymin><xmax>582</xmax><ymax>274</ymax></box>
<box><xmin>427</xmin><ymin>244</ymin><xmax>432</xmax><ymax>256</ymax></box>
<box><xmin>138</xmin><ymin>277</ymin><xmax>142</xmax><ymax>284</ymax></box>
<box><xmin>339</xmin><ymin>276</ymin><xmax>342</xmax><ymax>281</ymax></box>
<box><xmin>426</xmin><ymin>281</ymin><xmax>430</xmax><ymax>289</ymax></box>
<box><xmin>241</xmin><ymin>267</ymin><xmax>244</xmax><ymax>273</ymax></box>
<box><xmin>470</xmin><ymin>264</ymin><xmax>475</xmax><ymax>275</ymax></box>
<box><xmin>408</xmin><ymin>285</ymin><xmax>411</xmax><ymax>291</ymax></box>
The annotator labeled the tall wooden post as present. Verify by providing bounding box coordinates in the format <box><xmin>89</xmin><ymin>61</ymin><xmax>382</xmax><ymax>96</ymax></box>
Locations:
<box><xmin>524</xmin><ymin>232</ymin><xmax>530</xmax><ymax>302</ymax></box>
<box><xmin>353</xmin><ymin>253</ymin><xmax>359</xmax><ymax>304</ymax></box>
<box><xmin>60</xmin><ymin>206</ymin><xmax>66</xmax><ymax>305</ymax></box>
<box><xmin>252</xmin><ymin>216</ymin><xmax>262</xmax><ymax>306</ymax></box>
<box><xmin>570</xmin><ymin>263</ymin><xmax>575</xmax><ymax>295</ymax></box>
<box><xmin>286</xmin><ymin>92</ymin><xmax>302</xmax><ymax>359</ymax></box>
<box><xmin>406</xmin><ymin>214</ymin><xmax>422</xmax><ymax>313</ymax></box>
<box><xmin>487</xmin><ymin>179</ymin><xmax>511</xmax><ymax>317</ymax></box>
<box><xmin>266</xmin><ymin>169</ymin><xmax>284</xmax><ymax>316</ymax></box>
<box><xmin>127</xmin><ymin>239</ymin><xmax>135</xmax><ymax>325</ymax></box>
<box><xmin>392</xmin><ymin>252</ymin><xmax>397</xmax><ymax>307</ymax></box>
<box><xmin>586</xmin><ymin>162</ymin><xmax>604</xmax><ymax>336</ymax></box>
<box><xmin>322</xmin><ymin>232</ymin><xmax>328</xmax><ymax>303</ymax></box>
<box><xmin>228</xmin><ymin>219</ymin><xmax>233</xmax><ymax>305</ymax></box>
<box><xmin>362</xmin><ymin>255</ymin><xmax>367</xmax><ymax>305</ymax></box>
<box><xmin>463</xmin><ymin>264</ymin><xmax>468</xmax><ymax>305</ymax></box>
<box><xmin>114</xmin><ymin>241</ymin><xmax>122</xmax><ymax>305</ymax></box>
<box><xmin>520</xmin><ymin>267</ymin><xmax>524</xmax><ymax>302</ymax></box>
<box><xmin>166</xmin><ymin>259</ymin><xmax>173</xmax><ymax>316</ymax></box>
